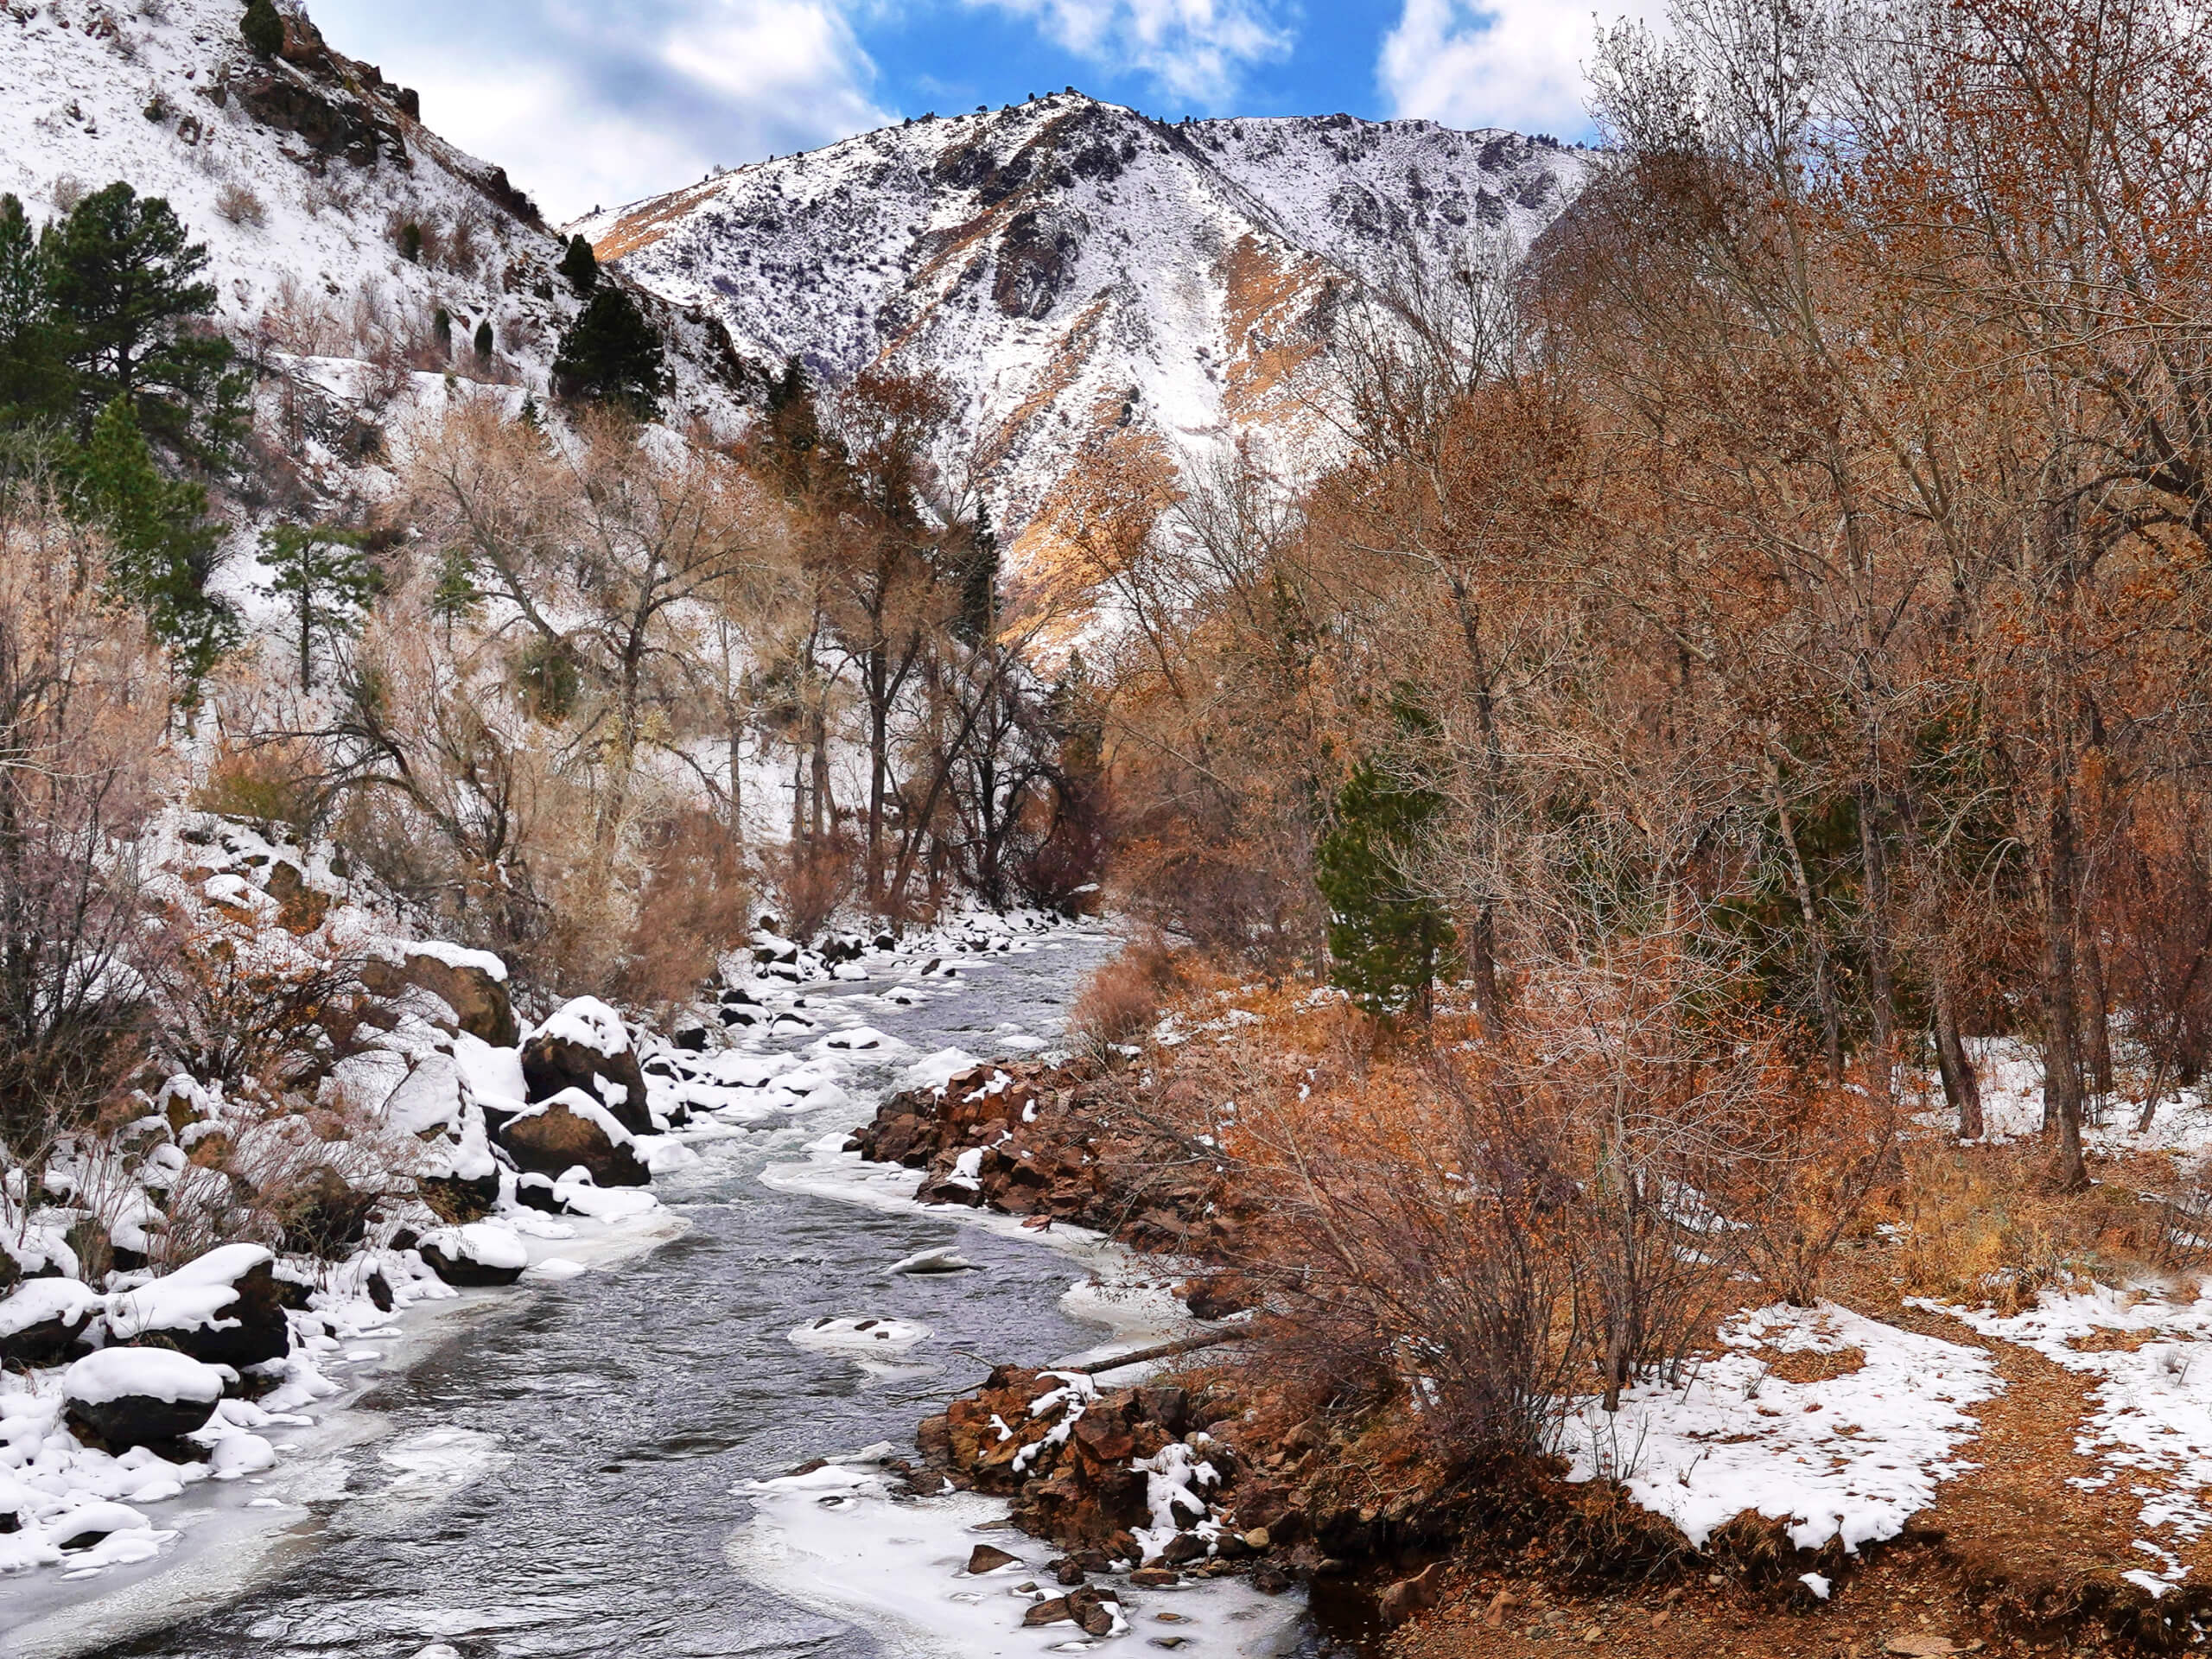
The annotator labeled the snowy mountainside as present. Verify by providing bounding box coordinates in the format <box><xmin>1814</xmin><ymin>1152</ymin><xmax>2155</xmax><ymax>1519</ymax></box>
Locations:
<box><xmin>577</xmin><ymin>95</ymin><xmax>1592</xmax><ymax>566</ymax></box>
<box><xmin>0</xmin><ymin>0</ymin><xmax>745</xmax><ymax>512</ymax></box>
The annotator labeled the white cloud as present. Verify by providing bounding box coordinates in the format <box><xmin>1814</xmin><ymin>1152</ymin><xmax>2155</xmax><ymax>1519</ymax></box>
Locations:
<box><xmin>1379</xmin><ymin>0</ymin><xmax>1662</xmax><ymax>137</ymax></box>
<box><xmin>966</xmin><ymin>0</ymin><xmax>1294</xmax><ymax>105</ymax></box>
<box><xmin>309</xmin><ymin>0</ymin><xmax>893</xmax><ymax>222</ymax></box>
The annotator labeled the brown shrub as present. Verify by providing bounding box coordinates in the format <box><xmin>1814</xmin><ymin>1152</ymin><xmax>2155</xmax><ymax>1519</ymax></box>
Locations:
<box><xmin>1069</xmin><ymin>931</ymin><xmax>1182</xmax><ymax>1054</ymax></box>
<box><xmin>611</xmin><ymin>810</ymin><xmax>750</xmax><ymax>1014</ymax></box>
<box><xmin>194</xmin><ymin>738</ymin><xmax>327</xmax><ymax>841</ymax></box>
<box><xmin>213</xmin><ymin>181</ymin><xmax>265</xmax><ymax>226</ymax></box>
<box><xmin>763</xmin><ymin>832</ymin><xmax>857</xmax><ymax>944</ymax></box>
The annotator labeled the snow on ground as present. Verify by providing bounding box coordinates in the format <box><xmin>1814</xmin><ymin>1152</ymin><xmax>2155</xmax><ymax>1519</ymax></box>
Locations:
<box><xmin>730</xmin><ymin>1461</ymin><xmax>1303</xmax><ymax>1657</ymax></box>
<box><xmin>1917</xmin><ymin>1280</ymin><xmax>2212</xmax><ymax>1596</ymax></box>
<box><xmin>1562</xmin><ymin>1303</ymin><xmax>2004</xmax><ymax>1554</ymax></box>
<box><xmin>1924</xmin><ymin>1038</ymin><xmax>2212</xmax><ymax>1158</ymax></box>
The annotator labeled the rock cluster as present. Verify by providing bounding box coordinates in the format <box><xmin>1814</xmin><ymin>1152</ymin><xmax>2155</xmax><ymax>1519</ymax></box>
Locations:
<box><xmin>848</xmin><ymin>1065</ymin><xmax>1237</xmax><ymax>1254</ymax></box>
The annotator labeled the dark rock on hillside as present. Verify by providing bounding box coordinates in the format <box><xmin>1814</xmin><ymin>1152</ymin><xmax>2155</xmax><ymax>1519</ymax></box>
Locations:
<box><xmin>361</xmin><ymin>950</ymin><xmax>518</xmax><ymax>1046</ymax></box>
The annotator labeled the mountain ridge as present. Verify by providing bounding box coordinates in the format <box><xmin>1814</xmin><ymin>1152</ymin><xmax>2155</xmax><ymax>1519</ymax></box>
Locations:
<box><xmin>577</xmin><ymin>94</ymin><xmax>1594</xmax><ymax>562</ymax></box>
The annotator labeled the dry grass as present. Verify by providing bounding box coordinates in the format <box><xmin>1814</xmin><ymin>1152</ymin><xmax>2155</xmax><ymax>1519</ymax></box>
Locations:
<box><xmin>1067</xmin><ymin>930</ymin><xmax>1183</xmax><ymax>1054</ymax></box>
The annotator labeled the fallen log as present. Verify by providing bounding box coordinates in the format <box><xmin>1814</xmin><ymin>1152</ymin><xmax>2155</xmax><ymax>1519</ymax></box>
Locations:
<box><xmin>1065</xmin><ymin>1329</ymin><xmax>1249</xmax><ymax>1376</ymax></box>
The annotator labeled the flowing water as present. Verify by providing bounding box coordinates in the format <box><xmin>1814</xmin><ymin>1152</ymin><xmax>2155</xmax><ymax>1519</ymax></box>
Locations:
<box><xmin>16</xmin><ymin>931</ymin><xmax>1340</xmax><ymax>1659</ymax></box>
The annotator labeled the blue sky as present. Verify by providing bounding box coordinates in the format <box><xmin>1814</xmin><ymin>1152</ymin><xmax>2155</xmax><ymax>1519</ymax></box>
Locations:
<box><xmin>310</xmin><ymin>0</ymin><xmax>1642</xmax><ymax>223</ymax></box>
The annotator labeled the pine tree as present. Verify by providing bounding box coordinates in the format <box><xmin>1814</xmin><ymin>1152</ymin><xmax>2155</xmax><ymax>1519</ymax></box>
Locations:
<box><xmin>473</xmin><ymin>317</ymin><xmax>494</xmax><ymax>359</ymax></box>
<box><xmin>550</xmin><ymin>286</ymin><xmax>666</xmax><ymax>417</ymax></box>
<box><xmin>72</xmin><ymin>396</ymin><xmax>237</xmax><ymax>693</ymax></box>
<box><xmin>954</xmin><ymin>501</ymin><xmax>1000</xmax><ymax>645</ymax></box>
<box><xmin>240</xmin><ymin>0</ymin><xmax>283</xmax><ymax>58</ymax></box>
<box><xmin>431</xmin><ymin>307</ymin><xmax>452</xmax><ymax>352</ymax></box>
<box><xmin>258</xmin><ymin>523</ymin><xmax>376</xmax><ymax>687</ymax></box>
<box><xmin>1313</xmin><ymin>701</ymin><xmax>1457</xmax><ymax>1020</ymax></box>
<box><xmin>42</xmin><ymin>182</ymin><xmax>241</xmax><ymax>454</ymax></box>
<box><xmin>0</xmin><ymin>194</ymin><xmax>71</xmax><ymax>429</ymax></box>
<box><xmin>557</xmin><ymin>233</ymin><xmax>598</xmax><ymax>295</ymax></box>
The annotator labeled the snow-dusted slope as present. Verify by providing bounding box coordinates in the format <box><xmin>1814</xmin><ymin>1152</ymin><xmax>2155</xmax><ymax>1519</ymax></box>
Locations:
<box><xmin>0</xmin><ymin>0</ymin><xmax>744</xmax><ymax>508</ymax></box>
<box><xmin>578</xmin><ymin>94</ymin><xmax>1591</xmax><ymax>557</ymax></box>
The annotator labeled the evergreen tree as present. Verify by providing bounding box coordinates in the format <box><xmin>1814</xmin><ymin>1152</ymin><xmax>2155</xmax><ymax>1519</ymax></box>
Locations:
<box><xmin>1313</xmin><ymin>700</ymin><xmax>1457</xmax><ymax>1020</ymax></box>
<box><xmin>557</xmin><ymin>233</ymin><xmax>598</xmax><ymax>295</ymax></box>
<box><xmin>258</xmin><ymin>523</ymin><xmax>376</xmax><ymax>687</ymax></box>
<box><xmin>42</xmin><ymin>182</ymin><xmax>241</xmax><ymax>453</ymax></box>
<box><xmin>72</xmin><ymin>396</ymin><xmax>238</xmax><ymax>692</ymax></box>
<box><xmin>550</xmin><ymin>286</ymin><xmax>666</xmax><ymax>417</ymax></box>
<box><xmin>0</xmin><ymin>194</ymin><xmax>71</xmax><ymax>429</ymax></box>
<box><xmin>431</xmin><ymin>306</ymin><xmax>452</xmax><ymax>352</ymax></box>
<box><xmin>240</xmin><ymin>0</ymin><xmax>283</xmax><ymax>57</ymax></box>
<box><xmin>954</xmin><ymin>502</ymin><xmax>1000</xmax><ymax>645</ymax></box>
<box><xmin>473</xmin><ymin>317</ymin><xmax>494</xmax><ymax>359</ymax></box>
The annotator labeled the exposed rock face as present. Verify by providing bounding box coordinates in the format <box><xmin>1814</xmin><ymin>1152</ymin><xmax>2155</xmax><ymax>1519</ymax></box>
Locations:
<box><xmin>494</xmin><ymin>1090</ymin><xmax>650</xmax><ymax>1187</ymax></box>
<box><xmin>361</xmin><ymin>949</ymin><xmax>518</xmax><ymax>1046</ymax></box>
<box><xmin>580</xmin><ymin>95</ymin><xmax>1592</xmax><ymax>560</ymax></box>
<box><xmin>521</xmin><ymin>999</ymin><xmax>653</xmax><ymax>1135</ymax></box>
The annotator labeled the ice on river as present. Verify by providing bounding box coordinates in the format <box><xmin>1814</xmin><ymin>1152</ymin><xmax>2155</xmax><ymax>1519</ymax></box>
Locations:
<box><xmin>730</xmin><ymin>1462</ymin><xmax>1304</xmax><ymax>1657</ymax></box>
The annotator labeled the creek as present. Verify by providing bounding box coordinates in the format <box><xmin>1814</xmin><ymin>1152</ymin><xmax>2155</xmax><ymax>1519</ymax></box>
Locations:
<box><xmin>10</xmin><ymin>929</ymin><xmax>1344</xmax><ymax>1659</ymax></box>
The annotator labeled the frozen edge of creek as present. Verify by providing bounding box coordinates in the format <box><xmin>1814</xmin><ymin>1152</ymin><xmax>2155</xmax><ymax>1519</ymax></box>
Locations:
<box><xmin>745</xmin><ymin>1137</ymin><xmax>1308</xmax><ymax>1659</ymax></box>
<box><xmin>0</xmin><ymin>1208</ymin><xmax>689</xmax><ymax>1659</ymax></box>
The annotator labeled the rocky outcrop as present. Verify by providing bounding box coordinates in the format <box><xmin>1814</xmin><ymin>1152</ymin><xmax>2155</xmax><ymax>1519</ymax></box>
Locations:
<box><xmin>846</xmin><ymin>1063</ymin><xmax>1236</xmax><ymax>1253</ymax></box>
<box><xmin>493</xmin><ymin>1090</ymin><xmax>650</xmax><ymax>1187</ymax></box>
<box><xmin>361</xmin><ymin>948</ymin><xmax>518</xmax><ymax>1046</ymax></box>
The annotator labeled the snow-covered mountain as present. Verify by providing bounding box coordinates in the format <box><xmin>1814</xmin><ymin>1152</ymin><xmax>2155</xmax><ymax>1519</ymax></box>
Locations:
<box><xmin>0</xmin><ymin>0</ymin><xmax>745</xmax><ymax>511</ymax></box>
<box><xmin>576</xmin><ymin>95</ymin><xmax>1592</xmax><ymax>558</ymax></box>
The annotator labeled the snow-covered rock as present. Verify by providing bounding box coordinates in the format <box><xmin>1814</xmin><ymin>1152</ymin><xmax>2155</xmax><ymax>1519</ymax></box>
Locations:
<box><xmin>0</xmin><ymin>1279</ymin><xmax>104</xmax><ymax>1369</ymax></box>
<box><xmin>521</xmin><ymin>997</ymin><xmax>652</xmax><ymax>1135</ymax></box>
<box><xmin>105</xmin><ymin>1243</ymin><xmax>289</xmax><ymax>1370</ymax></box>
<box><xmin>493</xmin><ymin>1088</ymin><xmax>650</xmax><ymax>1188</ymax></box>
<box><xmin>63</xmin><ymin>1351</ymin><xmax>226</xmax><ymax>1448</ymax></box>
<box><xmin>416</xmin><ymin>1222</ymin><xmax>529</xmax><ymax>1287</ymax></box>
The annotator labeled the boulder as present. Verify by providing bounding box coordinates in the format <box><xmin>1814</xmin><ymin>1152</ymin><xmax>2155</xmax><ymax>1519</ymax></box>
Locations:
<box><xmin>418</xmin><ymin>1223</ymin><xmax>528</xmax><ymax>1287</ymax></box>
<box><xmin>64</xmin><ymin>1349</ymin><xmax>224</xmax><ymax>1448</ymax></box>
<box><xmin>966</xmin><ymin>1543</ymin><xmax>1020</xmax><ymax>1573</ymax></box>
<box><xmin>0</xmin><ymin>1278</ymin><xmax>103</xmax><ymax>1368</ymax></box>
<box><xmin>512</xmin><ymin>1173</ymin><xmax>575</xmax><ymax>1214</ymax></box>
<box><xmin>105</xmin><ymin>1243</ymin><xmax>289</xmax><ymax>1370</ymax></box>
<box><xmin>521</xmin><ymin>998</ymin><xmax>652</xmax><ymax>1135</ymax></box>
<box><xmin>361</xmin><ymin>946</ymin><xmax>518</xmax><ymax>1046</ymax></box>
<box><xmin>279</xmin><ymin>1164</ymin><xmax>378</xmax><ymax>1258</ymax></box>
<box><xmin>493</xmin><ymin>1090</ymin><xmax>649</xmax><ymax>1188</ymax></box>
<box><xmin>380</xmin><ymin>1052</ymin><xmax>468</xmax><ymax>1137</ymax></box>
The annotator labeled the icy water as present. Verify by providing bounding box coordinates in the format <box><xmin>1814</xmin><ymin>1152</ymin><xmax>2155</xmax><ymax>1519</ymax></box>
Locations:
<box><xmin>39</xmin><ymin>932</ymin><xmax>1341</xmax><ymax>1659</ymax></box>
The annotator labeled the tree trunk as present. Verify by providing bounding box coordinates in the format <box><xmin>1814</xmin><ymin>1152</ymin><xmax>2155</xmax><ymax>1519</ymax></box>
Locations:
<box><xmin>2082</xmin><ymin>925</ymin><xmax>2113</xmax><ymax>1102</ymax></box>
<box><xmin>1934</xmin><ymin>971</ymin><xmax>1982</xmax><ymax>1140</ymax></box>
<box><xmin>1855</xmin><ymin>778</ymin><xmax>1897</xmax><ymax>1099</ymax></box>
<box><xmin>2044</xmin><ymin>776</ymin><xmax>2088</xmax><ymax>1188</ymax></box>
<box><xmin>1767</xmin><ymin>751</ymin><xmax>1844</xmax><ymax>1081</ymax></box>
